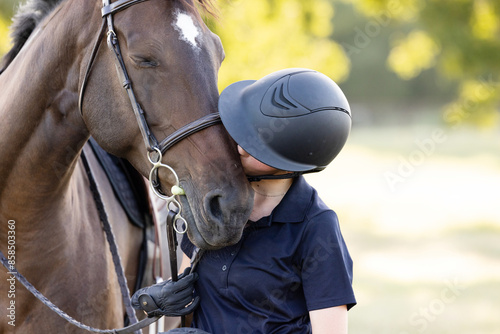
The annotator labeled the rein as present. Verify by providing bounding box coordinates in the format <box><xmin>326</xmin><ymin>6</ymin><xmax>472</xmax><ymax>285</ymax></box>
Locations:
<box><xmin>0</xmin><ymin>147</ymin><xmax>200</xmax><ymax>334</ymax></box>
<box><xmin>0</xmin><ymin>253</ymin><xmax>160</xmax><ymax>334</ymax></box>
<box><xmin>80</xmin><ymin>150</ymin><xmax>141</xmax><ymax>333</ymax></box>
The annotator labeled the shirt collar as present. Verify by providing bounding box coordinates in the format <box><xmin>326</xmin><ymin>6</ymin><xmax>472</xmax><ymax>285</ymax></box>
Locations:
<box><xmin>252</xmin><ymin>176</ymin><xmax>313</xmax><ymax>227</ymax></box>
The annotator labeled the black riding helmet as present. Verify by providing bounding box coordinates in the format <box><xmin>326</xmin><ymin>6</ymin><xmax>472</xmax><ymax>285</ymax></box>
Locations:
<box><xmin>219</xmin><ymin>68</ymin><xmax>351</xmax><ymax>173</ymax></box>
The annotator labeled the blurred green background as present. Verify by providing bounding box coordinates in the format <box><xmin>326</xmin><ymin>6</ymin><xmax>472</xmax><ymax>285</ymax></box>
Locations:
<box><xmin>1</xmin><ymin>0</ymin><xmax>499</xmax><ymax>333</ymax></box>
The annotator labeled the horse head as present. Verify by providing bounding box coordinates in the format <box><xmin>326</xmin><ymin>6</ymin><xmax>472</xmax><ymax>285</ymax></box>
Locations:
<box><xmin>80</xmin><ymin>0</ymin><xmax>253</xmax><ymax>249</ymax></box>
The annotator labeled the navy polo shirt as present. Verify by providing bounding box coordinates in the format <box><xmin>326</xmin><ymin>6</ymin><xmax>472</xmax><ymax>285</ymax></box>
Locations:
<box><xmin>182</xmin><ymin>176</ymin><xmax>356</xmax><ymax>334</ymax></box>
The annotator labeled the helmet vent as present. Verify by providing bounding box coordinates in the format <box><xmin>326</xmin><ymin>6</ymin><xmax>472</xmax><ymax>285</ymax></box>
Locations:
<box><xmin>271</xmin><ymin>83</ymin><xmax>298</xmax><ymax>110</ymax></box>
<box><xmin>261</xmin><ymin>75</ymin><xmax>311</xmax><ymax>117</ymax></box>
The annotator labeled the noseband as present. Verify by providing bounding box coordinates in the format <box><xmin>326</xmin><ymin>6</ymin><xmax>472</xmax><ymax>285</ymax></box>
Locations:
<box><xmin>79</xmin><ymin>0</ymin><xmax>222</xmax><ymax>231</ymax></box>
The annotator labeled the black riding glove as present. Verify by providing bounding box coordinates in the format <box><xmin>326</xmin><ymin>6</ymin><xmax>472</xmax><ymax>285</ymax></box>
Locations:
<box><xmin>131</xmin><ymin>267</ymin><xmax>199</xmax><ymax>317</ymax></box>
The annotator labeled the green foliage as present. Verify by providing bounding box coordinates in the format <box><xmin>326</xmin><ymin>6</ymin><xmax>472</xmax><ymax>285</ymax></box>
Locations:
<box><xmin>0</xmin><ymin>17</ymin><xmax>10</xmax><ymax>57</ymax></box>
<box><xmin>346</xmin><ymin>0</ymin><xmax>500</xmax><ymax>126</ymax></box>
<box><xmin>0</xmin><ymin>0</ymin><xmax>19</xmax><ymax>21</ymax></box>
<box><xmin>212</xmin><ymin>0</ymin><xmax>349</xmax><ymax>91</ymax></box>
<box><xmin>0</xmin><ymin>0</ymin><xmax>18</xmax><ymax>56</ymax></box>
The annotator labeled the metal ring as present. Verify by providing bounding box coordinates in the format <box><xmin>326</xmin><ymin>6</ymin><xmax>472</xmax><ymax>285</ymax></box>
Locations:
<box><xmin>174</xmin><ymin>216</ymin><xmax>188</xmax><ymax>234</ymax></box>
<box><xmin>147</xmin><ymin>147</ymin><xmax>162</xmax><ymax>165</ymax></box>
<box><xmin>168</xmin><ymin>199</ymin><xmax>188</xmax><ymax>234</ymax></box>
<box><xmin>149</xmin><ymin>164</ymin><xmax>180</xmax><ymax>201</ymax></box>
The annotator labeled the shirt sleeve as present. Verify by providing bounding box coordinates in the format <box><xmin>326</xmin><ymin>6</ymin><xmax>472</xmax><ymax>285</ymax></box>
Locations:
<box><xmin>181</xmin><ymin>233</ymin><xmax>196</xmax><ymax>258</ymax></box>
<box><xmin>299</xmin><ymin>210</ymin><xmax>357</xmax><ymax>311</ymax></box>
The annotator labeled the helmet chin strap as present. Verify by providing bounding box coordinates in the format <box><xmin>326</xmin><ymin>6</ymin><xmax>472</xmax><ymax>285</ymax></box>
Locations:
<box><xmin>246</xmin><ymin>172</ymin><xmax>302</xmax><ymax>182</ymax></box>
<box><xmin>246</xmin><ymin>166</ymin><xmax>327</xmax><ymax>182</ymax></box>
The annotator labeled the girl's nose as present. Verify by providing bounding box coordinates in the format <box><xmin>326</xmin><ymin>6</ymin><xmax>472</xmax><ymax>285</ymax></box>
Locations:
<box><xmin>237</xmin><ymin>145</ymin><xmax>249</xmax><ymax>157</ymax></box>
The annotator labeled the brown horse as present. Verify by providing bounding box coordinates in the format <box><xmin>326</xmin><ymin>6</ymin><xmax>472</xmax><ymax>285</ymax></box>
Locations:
<box><xmin>0</xmin><ymin>0</ymin><xmax>253</xmax><ymax>332</ymax></box>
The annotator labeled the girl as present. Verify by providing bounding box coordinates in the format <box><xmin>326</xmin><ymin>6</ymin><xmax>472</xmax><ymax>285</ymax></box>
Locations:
<box><xmin>181</xmin><ymin>68</ymin><xmax>356</xmax><ymax>333</ymax></box>
<box><xmin>134</xmin><ymin>68</ymin><xmax>356</xmax><ymax>334</ymax></box>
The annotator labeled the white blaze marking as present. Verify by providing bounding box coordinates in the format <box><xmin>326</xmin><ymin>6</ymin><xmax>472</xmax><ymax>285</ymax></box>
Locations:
<box><xmin>173</xmin><ymin>10</ymin><xmax>200</xmax><ymax>50</ymax></box>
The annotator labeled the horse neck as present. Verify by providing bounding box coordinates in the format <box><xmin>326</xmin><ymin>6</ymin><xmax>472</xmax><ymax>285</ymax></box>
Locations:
<box><xmin>0</xmin><ymin>1</ymin><xmax>99</xmax><ymax>229</ymax></box>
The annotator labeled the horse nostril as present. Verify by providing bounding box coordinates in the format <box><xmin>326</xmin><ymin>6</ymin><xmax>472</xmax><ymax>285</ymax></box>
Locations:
<box><xmin>210</xmin><ymin>196</ymin><xmax>222</xmax><ymax>219</ymax></box>
<box><xmin>204</xmin><ymin>190</ymin><xmax>224</xmax><ymax>222</ymax></box>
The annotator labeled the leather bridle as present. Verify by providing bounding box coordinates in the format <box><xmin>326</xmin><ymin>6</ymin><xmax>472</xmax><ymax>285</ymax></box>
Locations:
<box><xmin>79</xmin><ymin>0</ymin><xmax>222</xmax><ymax>231</ymax></box>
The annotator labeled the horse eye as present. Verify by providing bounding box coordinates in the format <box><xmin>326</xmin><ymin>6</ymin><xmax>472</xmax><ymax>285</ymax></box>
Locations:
<box><xmin>130</xmin><ymin>55</ymin><xmax>159</xmax><ymax>68</ymax></box>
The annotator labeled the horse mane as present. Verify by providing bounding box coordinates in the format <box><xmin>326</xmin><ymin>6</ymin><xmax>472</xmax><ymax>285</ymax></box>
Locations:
<box><xmin>0</xmin><ymin>0</ymin><xmax>217</xmax><ymax>74</ymax></box>
<box><xmin>0</xmin><ymin>0</ymin><xmax>62</xmax><ymax>73</ymax></box>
